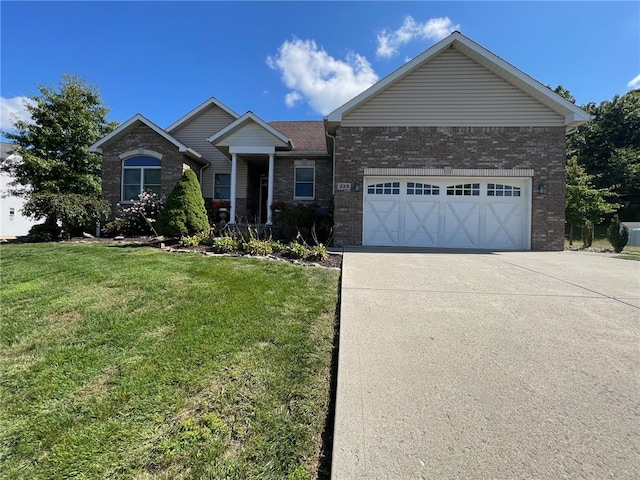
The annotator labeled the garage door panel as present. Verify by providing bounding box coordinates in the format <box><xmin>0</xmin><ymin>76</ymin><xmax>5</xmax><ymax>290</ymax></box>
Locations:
<box><xmin>363</xmin><ymin>177</ymin><xmax>529</xmax><ymax>250</ymax></box>
<box><xmin>403</xmin><ymin>201</ymin><xmax>440</xmax><ymax>246</ymax></box>
<box><xmin>364</xmin><ymin>199</ymin><xmax>400</xmax><ymax>246</ymax></box>
<box><xmin>444</xmin><ymin>202</ymin><xmax>480</xmax><ymax>246</ymax></box>
<box><xmin>484</xmin><ymin>202</ymin><xmax>523</xmax><ymax>249</ymax></box>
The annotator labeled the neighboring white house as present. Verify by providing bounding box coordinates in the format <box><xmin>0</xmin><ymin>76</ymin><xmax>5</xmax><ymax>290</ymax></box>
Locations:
<box><xmin>0</xmin><ymin>142</ymin><xmax>35</xmax><ymax>237</ymax></box>
<box><xmin>622</xmin><ymin>222</ymin><xmax>640</xmax><ymax>247</ymax></box>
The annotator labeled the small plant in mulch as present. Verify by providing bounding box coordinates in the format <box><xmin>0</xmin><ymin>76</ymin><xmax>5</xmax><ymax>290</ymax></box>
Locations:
<box><xmin>211</xmin><ymin>235</ymin><xmax>240</xmax><ymax>253</ymax></box>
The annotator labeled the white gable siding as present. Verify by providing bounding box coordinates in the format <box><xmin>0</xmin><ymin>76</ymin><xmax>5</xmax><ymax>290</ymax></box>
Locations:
<box><xmin>171</xmin><ymin>106</ymin><xmax>247</xmax><ymax>198</ymax></box>
<box><xmin>0</xmin><ymin>172</ymin><xmax>35</xmax><ymax>237</ymax></box>
<box><xmin>216</xmin><ymin>122</ymin><xmax>289</xmax><ymax>148</ymax></box>
<box><xmin>343</xmin><ymin>48</ymin><xmax>564</xmax><ymax>127</ymax></box>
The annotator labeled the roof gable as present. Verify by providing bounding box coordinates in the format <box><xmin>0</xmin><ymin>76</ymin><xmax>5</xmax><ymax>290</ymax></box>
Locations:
<box><xmin>88</xmin><ymin>114</ymin><xmax>203</xmax><ymax>160</ymax></box>
<box><xmin>166</xmin><ymin>97</ymin><xmax>239</xmax><ymax>133</ymax></box>
<box><xmin>207</xmin><ymin>112</ymin><xmax>292</xmax><ymax>153</ymax></box>
<box><xmin>326</xmin><ymin>32</ymin><xmax>590</xmax><ymax>131</ymax></box>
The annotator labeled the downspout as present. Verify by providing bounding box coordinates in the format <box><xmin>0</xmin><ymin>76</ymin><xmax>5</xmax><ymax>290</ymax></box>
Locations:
<box><xmin>199</xmin><ymin>162</ymin><xmax>210</xmax><ymax>197</ymax></box>
<box><xmin>325</xmin><ymin>124</ymin><xmax>337</xmax><ymax>195</ymax></box>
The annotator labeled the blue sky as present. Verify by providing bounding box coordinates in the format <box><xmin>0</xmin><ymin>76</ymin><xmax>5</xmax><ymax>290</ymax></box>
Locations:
<box><xmin>1</xmin><ymin>1</ymin><xmax>639</xmax><ymax>135</ymax></box>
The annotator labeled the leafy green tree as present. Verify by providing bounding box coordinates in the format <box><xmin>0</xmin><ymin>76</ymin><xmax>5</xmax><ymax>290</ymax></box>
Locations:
<box><xmin>565</xmin><ymin>156</ymin><xmax>618</xmax><ymax>245</ymax></box>
<box><xmin>567</xmin><ymin>90</ymin><xmax>640</xmax><ymax>219</ymax></box>
<box><xmin>1</xmin><ymin>74</ymin><xmax>116</xmax><ymax>237</ymax></box>
<box><xmin>549</xmin><ymin>84</ymin><xmax>576</xmax><ymax>104</ymax></box>
<box><xmin>156</xmin><ymin>169</ymin><xmax>210</xmax><ymax>237</ymax></box>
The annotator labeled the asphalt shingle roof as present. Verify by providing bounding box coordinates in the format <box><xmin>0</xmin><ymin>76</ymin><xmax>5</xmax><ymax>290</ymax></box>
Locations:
<box><xmin>268</xmin><ymin>121</ymin><xmax>327</xmax><ymax>153</ymax></box>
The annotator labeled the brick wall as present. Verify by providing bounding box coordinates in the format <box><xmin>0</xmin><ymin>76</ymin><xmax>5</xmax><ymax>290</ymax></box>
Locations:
<box><xmin>334</xmin><ymin>126</ymin><xmax>566</xmax><ymax>250</ymax></box>
<box><xmin>273</xmin><ymin>156</ymin><xmax>333</xmax><ymax>208</ymax></box>
<box><xmin>102</xmin><ymin>124</ymin><xmax>196</xmax><ymax>218</ymax></box>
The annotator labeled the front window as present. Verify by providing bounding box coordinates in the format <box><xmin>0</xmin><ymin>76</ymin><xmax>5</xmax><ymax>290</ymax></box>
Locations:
<box><xmin>294</xmin><ymin>166</ymin><xmax>315</xmax><ymax>199</ymax></box>
<box><xmin>122</xmin><ymin>156</ymin><xmax>161</xmax><ymax>201</ymax></box>
<box><xmin>214</xmin><ymin>173</ymin><xmax>231</xmax><ymax>200</ymax></box>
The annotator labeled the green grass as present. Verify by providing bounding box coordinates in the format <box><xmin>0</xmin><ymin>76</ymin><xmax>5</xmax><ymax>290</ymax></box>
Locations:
<box><xmin>614</xmin><ymin>253</ymin><xmax>640</xmax><ymax>261</ymax></box>
<box><xmin>0</xmin><ymin>243</ymin><xmax>340</xmax><ymax>479</ymax></box>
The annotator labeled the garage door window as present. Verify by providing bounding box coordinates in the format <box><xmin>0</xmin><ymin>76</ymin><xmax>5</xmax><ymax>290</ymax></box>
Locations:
<box><xmin>447</xmin><ymin>183</ymin><xmax>480</xmax><ymax>196</ymax></box>
<box><xmin>368</xmin><ymin>182</ymin><xmax>400</xmax><ymax>195</ymax></box>
<box><xmin>407</xmin><ymin>182</ymin><xmax>439</xmax><ymax>195</ymax></box>
<box><xmin>487</xmin><ymin>183</ymin><xmax>521</xmax><ymax>197</ymax></box>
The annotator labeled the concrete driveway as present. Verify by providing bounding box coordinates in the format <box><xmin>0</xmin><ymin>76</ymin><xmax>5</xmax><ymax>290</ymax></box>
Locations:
<box><xmin>332</xmin><ymin>250</ymin><xmax>639</xmax><ymax>479</ymax></box>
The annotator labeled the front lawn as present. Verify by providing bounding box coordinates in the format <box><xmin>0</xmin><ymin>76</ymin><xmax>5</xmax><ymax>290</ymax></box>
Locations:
<box><xmin>0</xmin><ymin>243</ymin><xmax>340</xmax><ymax>479</ymax></box>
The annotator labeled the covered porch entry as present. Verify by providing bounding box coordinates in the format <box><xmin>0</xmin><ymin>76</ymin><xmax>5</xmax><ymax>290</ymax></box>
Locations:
<box><xmin>207</xmin><ymin>112</ymin><xmax>293</xmax><ymax>225</ymax></box>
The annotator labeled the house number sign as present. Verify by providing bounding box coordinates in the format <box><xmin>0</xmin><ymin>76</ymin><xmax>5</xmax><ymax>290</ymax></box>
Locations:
<box><xmin>337</xmin><ymin>182</ymin><xmax>351</xmax><ymax>191</ymax></box>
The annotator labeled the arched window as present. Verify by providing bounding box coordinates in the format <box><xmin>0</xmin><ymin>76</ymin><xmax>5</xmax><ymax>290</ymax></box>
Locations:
<box><xmin>122</xmin><ymin>156</ymin><xmax>161</xmax><ymax>201</ymax></box>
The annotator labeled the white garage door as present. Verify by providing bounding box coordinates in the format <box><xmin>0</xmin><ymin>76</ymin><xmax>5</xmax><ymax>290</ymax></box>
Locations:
<box><xmin>363</xmin><ymin>177</ymin><xmax>530</xmax><ymax>250</ymax></box>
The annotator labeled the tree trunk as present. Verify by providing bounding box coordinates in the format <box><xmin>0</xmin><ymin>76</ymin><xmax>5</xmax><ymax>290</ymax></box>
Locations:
<box><xmin>569</xmin><ymin>224</ymin><xmax>574</xmax><ymax>246</ymax></box>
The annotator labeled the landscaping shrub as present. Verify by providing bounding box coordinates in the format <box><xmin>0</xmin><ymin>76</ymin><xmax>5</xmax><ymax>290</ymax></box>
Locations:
<box><xmin>114</xmin><ymin>191</ymin><xmax>165</xmax><ymax>236</ymax></box>
<box><xmin>242</xmin><ymin>238</ymin><xmax>273</xmax><ymax>256</ymax></box>
<box><xmin>26</xmin><ymin>222</ymin><xmax>62</xmax><ymax>242</ymax></box>
<box><xmin>286</xmin><ymin>241</ymin><xmax>308</xmax><ymax>259</ymax></box>
<box><xmin>307</xmin><ymin>244</ymin><xmax>329</xmax><ymax>262</ymax></box>
<box><xmin>102</xmin><ymin>218</ymin><xmax>126</xmax><ymax>237</ymax></box>
<box><xmin>582</xmin><ymin>220</ymin><xmax>594</xmax><ymax>248</ymax></box>
<box><xmin>178</xmin><ymin>235</ymin><xmax>201</xmax><ymax>247</ymax></box>
<box><xmin>607</xmin><ymin>214</ymin><xmax>629</xmax><ymax>253</ymax></box>
<box><xmin>211</xmin><ymin>236</ymin><xmax>239</xmax><ymax>253</ymax></box>
<box><xmin>270</xmin><ymin>239</ymin><xmax>287</xmax><ymax>253</ymax></box>
<box><xmin>23</xmin><ymin>192</ymin><xmax>110</xmax><ymax>239</ymax></box>
<box><xmin>275</xmin><ymin>202</ymin><xmax>333</xmax><ymax>244</ymax></box>
<box><xmin>156</xmin><ymin>169</ymin><xmax>210</xmax><ymax>237</ymax></box>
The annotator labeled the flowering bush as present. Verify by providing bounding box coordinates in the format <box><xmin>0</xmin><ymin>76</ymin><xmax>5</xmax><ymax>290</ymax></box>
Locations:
<box><xmin>212</xmin><ymin>200</ymin><xmax>231</xmax><ymax>210</ymax></box>
<box><xmin>114</xmin><ymin>191</ymin><xmax>164</xmax><ymax>236</ymax></box>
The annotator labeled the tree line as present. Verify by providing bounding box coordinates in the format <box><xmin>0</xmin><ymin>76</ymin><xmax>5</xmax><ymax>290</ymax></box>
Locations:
<box><xmin>554</xmin><ymin>85</ymin><xmax>639</xmax><ymax>246</ymax></box>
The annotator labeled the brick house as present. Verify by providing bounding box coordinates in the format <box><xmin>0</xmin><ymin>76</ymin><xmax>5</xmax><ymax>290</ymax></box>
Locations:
<box><xmin>90</xmin><ymin>32</ymin><xmax>590</xmax><ymax>250</ymax></box>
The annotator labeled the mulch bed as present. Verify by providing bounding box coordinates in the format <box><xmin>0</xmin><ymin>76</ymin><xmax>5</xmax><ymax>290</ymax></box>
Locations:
<box><xmin>63</xmin><ymin>236</ymin><xmax>343</xmax><ymax>269</ymax></box>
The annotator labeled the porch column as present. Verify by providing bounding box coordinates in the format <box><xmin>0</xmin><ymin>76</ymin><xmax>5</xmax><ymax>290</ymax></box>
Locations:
<box><xmin>229</xmin><ymin>153</ymin><xmax>237</xmax><ymax>224</ymax></box>
<box><xmin>266</xmin><ymin>153</ymin><xmax>275</xmax><ymax>225</ymax></box>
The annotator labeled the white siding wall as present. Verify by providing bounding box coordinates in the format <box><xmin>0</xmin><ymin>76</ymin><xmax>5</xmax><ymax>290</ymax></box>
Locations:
<box><xmin>343</xmin><ymin>48</ymin><xmax>564</xmax><ymax>127</ymax></box>
<box><xmin>170</xmin><ymin>107</ymin><xmax>247</xmax><ymax>197</ymax></box>
<box><xmin>217</xmin><ymin>122</ymin><xmax>289</xmax><ymax>148</ymax></box>
<box><xmin>0</xmin><ymin>172</ymin><xmax>36</xmax><ymax>237</ymax></box>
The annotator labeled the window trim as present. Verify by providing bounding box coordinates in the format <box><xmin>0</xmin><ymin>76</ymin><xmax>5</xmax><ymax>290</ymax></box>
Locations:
<box><xmin>213</xmin><ymin>172</ymin><xmax>232</xmax><ymax>201</ymax></box>
<box><xmin>294</xmin><ymin>166</ymin><xmax>315</xmax><ymax>200</ymax></box>
<box><xmin>120</xmin><ymin>156</ymin><xmax>162</xmax><ymax>203</ymax></box>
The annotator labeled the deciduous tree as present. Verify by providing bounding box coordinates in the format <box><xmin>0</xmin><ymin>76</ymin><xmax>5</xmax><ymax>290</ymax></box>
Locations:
<box><xmin>565</xmin><ymin>156</ymin><xmax>618</xmax><ymax>245</ymax></box>
<box><xmin>567</xmin><ymin>90</ymin><xmax>640</xmax><ymax>219</ymax></box>
<box><xmin>1</xmin><ymin>74</ymin><xmax>116</xmax><ymax>237</ymax></box>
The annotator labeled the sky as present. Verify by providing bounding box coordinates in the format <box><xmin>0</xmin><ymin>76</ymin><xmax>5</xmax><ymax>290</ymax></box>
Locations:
<box><xmin>1</xmin><ymin>1</ymin><xmax>639</xmax><ymax>136</ymax></box>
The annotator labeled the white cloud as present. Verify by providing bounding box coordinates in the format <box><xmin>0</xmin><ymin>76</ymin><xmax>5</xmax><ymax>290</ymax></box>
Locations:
<box><xmin>627</xmin><ymin>74</ymin><xmax>640</xmax><ymax>89</ymax></box>
<box><xmin>0</xmin><ymin>96</ymin><xmax>33</xmax><ymax>130</ymax></box>
<box><xmin>376</xmin><ymin>16</ymin><xmax>459</xmax><ymax>58</ymax></box>
<box><xmin>284</xmin><ymin>91</ymin><xmax>303</xmax><ymax>107</ymax></box>
<box><xmin>267</xmin><ymin>38</ymin><xmax>378</xmax><ymax>115</ymax></box>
